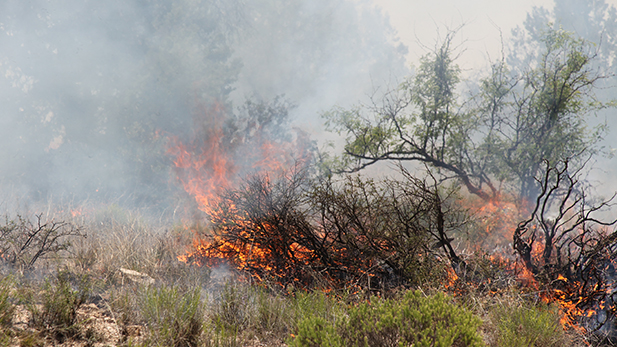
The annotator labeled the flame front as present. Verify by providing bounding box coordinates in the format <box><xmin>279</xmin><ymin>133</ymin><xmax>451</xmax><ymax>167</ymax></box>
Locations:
<box><xmin>169</xmin><ymin>102</ymin><xmax>317</xmax><ymax>287</ymax></box>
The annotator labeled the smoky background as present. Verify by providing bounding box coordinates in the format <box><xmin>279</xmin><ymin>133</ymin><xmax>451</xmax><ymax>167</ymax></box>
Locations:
<box><xmin>0</xmin><ymin>0</ymin><xmax>615</xmax><ymax>217</ymax></box>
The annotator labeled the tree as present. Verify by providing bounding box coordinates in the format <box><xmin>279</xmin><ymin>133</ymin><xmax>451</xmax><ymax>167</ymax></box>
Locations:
<box><xmin>324</xmin><ymin>26</ymin><xmax>611</xmax><ymax>201</ymax></box>
<box><xmin>513</xmin><ymin>159</ymin><xmax>617</xmax><ymax>331</ymax></box>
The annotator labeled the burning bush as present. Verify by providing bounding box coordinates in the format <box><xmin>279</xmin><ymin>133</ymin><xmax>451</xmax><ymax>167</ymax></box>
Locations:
<box><xmin>181</xmin><ymin>166</ymin><xmax>319</xmax><ymax>287</ymax></box>
<box><xmin>180</xmin><ymin>164</ymin><xmax>469</xmax><ymax>291</ymax></box>
<box><xmin>513</xmin><ymin>159</ymin><xmax>617</xmax><ymax>334</ymax></box>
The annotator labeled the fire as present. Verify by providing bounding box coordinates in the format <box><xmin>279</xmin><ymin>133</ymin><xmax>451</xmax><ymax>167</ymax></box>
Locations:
<box><xmin>167</xmin><ymin>102</ymin><xmax>233</xmax><ymax>212</ymax></box>
<box><xmin>169</xmin><ymin>100</ymin><xmax>315</xmax><ymax>286</ymax></box>
<box><xmin>169</xmin><ymin>102</ymin><xmax>616</xmax><ymax>334</ymax></box>
<box><xmin>451</xmin><ymin>195</ymin><xmax>616</xmax><ymax>333</ymax></box>
<box><xmin>466</xmin><ymin>195</ymin><xmax>527</xmax><ymax>251</ymax></box>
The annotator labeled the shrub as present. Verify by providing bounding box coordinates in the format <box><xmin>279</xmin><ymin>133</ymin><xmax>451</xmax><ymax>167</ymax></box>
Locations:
<box><xmin>492</xmin><ymin>303</ymin><xmax>568</xmax><ymax>347</ymax></box>
<box><xmin>210</xmin><ymin>282</ymin><xmax>253</xmax><ymax>333</ymax></box>
<box><xmin>0</xmin><ymin>276</ymin><xmax>14</xmax><ymax>344</ymax></box>
<box><xmin>0</xmin><ymin>214</ymin><xmax>83</xmax><ymax>272</ymax></box>
<box><xmin>33</xmin><ymin>270</ymin><xmax>91</xmax><ymax>342</ymax></box>
<box><xmin>253</xmin><ymin>288</ymin><xmax>293</xmax><ymax>338</ymax></box>
<box><xmin>291</xmin><ymin>290</ymin><xmax>484</xmax><ymax>347</ymax></box>
<box><xmin>140</xmin><ymin>285</ymin><xmax>203</xmax><ymax>347</ymax></box>
<box><xmin>0</xmin><ymin>276</ymin><xmax>14</xmax><ymax>330</ymax></box>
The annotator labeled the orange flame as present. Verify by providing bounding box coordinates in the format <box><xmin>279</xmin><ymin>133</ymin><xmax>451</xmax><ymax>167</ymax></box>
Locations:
<box><xmin>169</xmin><ymin>101</ymin><xmax>315</xmax><ymax>285</ymax></box>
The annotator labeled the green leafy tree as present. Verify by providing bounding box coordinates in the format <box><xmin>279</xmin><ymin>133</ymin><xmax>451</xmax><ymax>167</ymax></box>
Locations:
<box><xmin>325</xmin><ymin>26</ymin><xmax>611</xmax><ymax>201</ymax></box>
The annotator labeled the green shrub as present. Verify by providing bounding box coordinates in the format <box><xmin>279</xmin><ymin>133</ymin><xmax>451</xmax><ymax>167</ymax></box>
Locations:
<box><xmin>140</xmin><ymin>285</ymin><xmax>203</xmax><ymax>347</ymax></box>
<box><xmin>34</xmin><ymin>270</ymin><xmax>91</xmax><ymax>342</ymax></box>
<box><xmin>492</xmin><ymin>303</ymin><xmax>567</xmax><ymax>347</ymax></box>
<box><xmin>294</xmin><ymin>316</ymin><xmax>342</xmax><ymax>347</ymax></box>
<box><xmin>211</xmin><ymin>282</ymin><xmax>252</xmax><ymax>332</ymax></box>
<box><xmin>0</xmin><ymin>276</ymin><xmax>14</xmax><ymax>330</ymax></box>
<box><xmin>0</xmin><ymin>276</ymin><xmax>13</xmax><ymax>346</ymax></box>
<box><xmin>253</xmin><ymin>288</ymin><xmax>292</xmax><ymax>338</ymax></box>
<box><xmin>291</xmin><ymin>290</ymin><xmax>484</xmax><ymax>347</ymax></box>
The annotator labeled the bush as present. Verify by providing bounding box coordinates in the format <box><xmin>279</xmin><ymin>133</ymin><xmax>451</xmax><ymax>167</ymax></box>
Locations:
<box><xmin>492</xmin><ymin>303</ymin><xmax>568</xmax><ymax>347</ymax></box>
<box><xmin>0</xmin><ymin>276</ymin><xmax>14</xmax><ymax>330</ymax></box>
<box><xmin>140</xmin><ymin>285</ymin><xmax>203</xmax><ymax>347</ymax></box>
<box><xmin>33</xmin><ymin>270</ymin><xmax>91</xmax><ymax>342</ymax></box>
<box><xmin>0</xmin><ymin>214</ymin><xmax>83</xmax><ymax>272</ymax></box>
<box><xmin>291</xmin><ymin>290</ymin><xmax>484</xmax><ymax>347</ymax></box>
<box><xmin>0</xmin><ymin>276</ymin><xmax>14</xmax><ymax>344</ymax></box>
<box><xmin>210</xmin><ymin>282</ymin><xmax>252</xmax><ymax>332</ymax></box>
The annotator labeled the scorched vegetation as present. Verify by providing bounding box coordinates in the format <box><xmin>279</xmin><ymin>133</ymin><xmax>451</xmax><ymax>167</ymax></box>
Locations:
<box><xmin>2</xmin><ymin>2</ymin><xmax>617</xmax><ymax>347</ymax></box>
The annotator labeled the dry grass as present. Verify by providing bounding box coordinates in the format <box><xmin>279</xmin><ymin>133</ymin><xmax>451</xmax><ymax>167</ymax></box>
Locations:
<box><xmin>0</xmin><ymin>203</ymin><xmax>610</xmax><ymax>346</ymax></box>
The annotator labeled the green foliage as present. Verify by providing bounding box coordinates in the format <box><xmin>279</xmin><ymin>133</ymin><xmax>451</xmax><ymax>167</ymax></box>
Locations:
<box><xmin>253</xmin><ymin>287</ymin><xmax>292</xmax><ymax>337</ymax></box>
<box><xmin>33</xmin><ymin>270</ymin><xmax>91</xmax><ymax>342</ymax></box>
<box><xmin>291</xmin><ymin>290</ymin><xmax>484</xmax><ymax>347</ymax></box>
<box><xmin>211</xmin><ymin>283</ymin><xmax>251</xmax><ymax>332</ymax></box>
<box><xmin>139</xmin><ymin>285</ymin><xmax>203</xmax><ymax>347</ymax></box>
<box><xmin>492</xmin><ymin>304</ymin><xmax>567</xmax><ymax>347</ymax></box>
<box><xmin>325</xmin><ymin>25</ymin><xmax>612</xmax><ymax>201</ymax></box>
<box><xmin>0</xmin><ymin>276</ymin><xmax>14</xmax><ymax>345</ymax></box>
<box><xmin>0</xmin><ymin>277</ymin><xmax>14</xmax><ymax>330</ymax></box>
<box><xmin>294</xmin><ymin>316</ymin><xmax>343</xmax><ymax>347</ymax></box>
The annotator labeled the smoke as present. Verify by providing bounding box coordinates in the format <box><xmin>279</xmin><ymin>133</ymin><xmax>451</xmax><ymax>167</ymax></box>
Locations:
<box><xmin>0</xmin><ymin>0</ymin><xmax>407</xmax><ymax>213</ymax></box>
<box><xmin>1</xmin><ymin>0</ymin><xmax>615</xmax><ymax>215</ymax></box>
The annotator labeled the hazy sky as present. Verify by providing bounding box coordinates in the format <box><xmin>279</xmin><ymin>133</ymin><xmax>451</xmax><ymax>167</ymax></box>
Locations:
<box><xmin>1</xmin><ymin>0</ymin><xmax>616</xmax><ymax>210</ymax></box>
<box><xmin>372</xmin><ymin>0</ymin><xmax>616</xmax><ymax>69</ymax></box>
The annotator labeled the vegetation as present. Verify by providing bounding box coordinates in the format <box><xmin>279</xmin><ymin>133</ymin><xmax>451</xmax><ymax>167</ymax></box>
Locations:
<box><xmin>0</xmin><ymin>208</ymin><xmax>591</xmax><ymax>346</ymax></box>
<box><xmin>490</xmin><ymin>303</ymin><xmax>568</xmax><ymax>347</ymax></box>
<box><xmin>0</xmin><ymin>1</ymin><xmax>616</xmax><ymax>346</ymax></box>
<box><xmin>324</xmin><ymin>26</ymin><xmax>612</xmax><ymax>201</ymax></box>
<box><xmin>292</xmin><ymin>290</ymin><xmax>484</xmax><ymax>347</ymax></box>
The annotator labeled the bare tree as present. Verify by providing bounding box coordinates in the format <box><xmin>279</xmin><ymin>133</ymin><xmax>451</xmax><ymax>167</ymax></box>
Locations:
<box><xmin>0</xmin><ymin>214</ymin><xmax>84</xmax><ymax>272</ymax></box>
<box><xmin>513</xmin><ymin>159</ymin><xmax>617</xmax><ymax>330</ymax></box>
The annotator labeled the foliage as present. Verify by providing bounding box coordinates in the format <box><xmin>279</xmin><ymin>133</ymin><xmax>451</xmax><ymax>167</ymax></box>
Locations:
<box><xmin>291</xmin><ymin>290</ymin><xmax>484</xmax><ymax>347</ymax></box>
<box><xmin>0</xmin><ymin>276</ymin><xmax>14</xmax><ymax>331</ymax></box>
<box><xmin>140</xmin><ymin>285</ymin><xmax>203</xmax><ymax>347</ymax></box>
<box><xmin>324</xmin><ymin>26</ymin><xmax>611</xmax><ymax>201</ymax></box>
<box><xmin>491</xmin><ymin>303</ymin><xmax>567</xmax><ymax>347</ymax></box>
<box><xmin>210</xmin><ymin>282</ymin><xmax>252</xmax><ymax>333</ymax></box>
<box><xmin>0</xmin><ymin>276</ymin><xmax>14</xmax><ymax>345</ymax></box>
<box><xmin>31</xmin><ymin>270</ymin><xmax>91</xmax><ymax>342</ymax></box>
<box><xmin>0</xmin><ymin>214</ymin><xmax>84</xmax><ymax>272</ymax></box>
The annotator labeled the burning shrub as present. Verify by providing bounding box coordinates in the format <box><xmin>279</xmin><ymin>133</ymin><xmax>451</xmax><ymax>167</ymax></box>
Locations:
<box><xmin>291</xmin><ymin>290</ymin><xmax>484</xmax><ymax>347</ymax></box>
<box><xmin>181</xmin><ymin>164</ymin><xmax>469</xmax><ymax>291</ymax></box>
<box><xmin>513</xmin><ymin>159</ymin><xmax>617</xmax><ymax>333</ymax></box>
<box><xmin>181</xmin><ymin>166</ymin><xmax>321</xmax><ymax>287</ymax></box>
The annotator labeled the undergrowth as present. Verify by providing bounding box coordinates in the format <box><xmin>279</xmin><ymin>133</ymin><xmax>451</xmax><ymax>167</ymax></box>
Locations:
<box><xmin>0</xmin><ymin>207</ymin><xmax>593</xmax><ymax>346</ymax></box>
